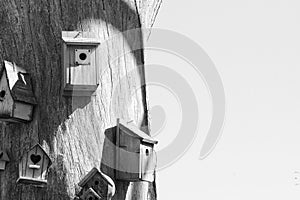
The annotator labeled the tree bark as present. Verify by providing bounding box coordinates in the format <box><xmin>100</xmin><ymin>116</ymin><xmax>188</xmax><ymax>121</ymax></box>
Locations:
<box><xmin>0</xmin><ymin>0</ymin><xmax>161</xmax><ymax>199</ymax></box>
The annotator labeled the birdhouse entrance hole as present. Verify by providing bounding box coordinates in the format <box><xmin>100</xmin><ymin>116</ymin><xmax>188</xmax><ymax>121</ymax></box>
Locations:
<box><xmin>0</xmin><ymin>90</ymin><xmax>6</xmax><ymax>100</ymax></box>
<box><xmin>75</xmin><ymin>49</ymin><xmax>91</xmax><ymax>65</ymax></box>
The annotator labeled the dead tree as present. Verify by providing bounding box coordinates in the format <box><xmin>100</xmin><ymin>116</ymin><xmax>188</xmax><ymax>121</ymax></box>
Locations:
<box><xmin>0</xmin><ymin>0</ymin><xmax>161</xmax><ymax>199</ymax></box>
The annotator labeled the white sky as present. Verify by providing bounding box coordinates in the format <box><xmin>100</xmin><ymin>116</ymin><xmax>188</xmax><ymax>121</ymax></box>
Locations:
<box><xmin>146</xmin><ymin>0</ymin><xmax>300</xmax><ymax>199</ymax></box>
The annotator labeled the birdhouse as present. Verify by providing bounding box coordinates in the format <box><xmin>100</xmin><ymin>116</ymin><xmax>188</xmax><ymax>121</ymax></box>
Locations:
<box><xmin>17</xmin><ymin>144</ymin><xmax>52</xmax><ymax>186</ymax></box>
<box><xmin>116</xmin><ymin>119</ymin><xmax>158</xmax><ymax>182</ymax></box>
<box><xmin>0</xmin><ymin>150</ymin><xmax>10</xmax><ymax>171</ymax></box>
<box><xmin>62</xmin><ymin>31</ymin><xmax>100</xmax><ymax>96</ymax></box>
<box><xmin>81</xmin><ymin>188</ymin><xmax>101</xmax><ymax>200</ymax></box>
<box><xmin>0</xmin><ymin>61</ymin><xmax>37</xmax><ymax>123</ymax></box>
<box><xmin>78</xmin><ymin>167</ymin><xmax>115</xmax><ymax>200</ymax></box>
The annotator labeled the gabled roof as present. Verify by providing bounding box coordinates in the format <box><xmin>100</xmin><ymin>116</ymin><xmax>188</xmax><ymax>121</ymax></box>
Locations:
<box><xmin>117</xmin><ymin>119</ymin><xmax>158</xmax><ymax>144</ymax></box>
<box><xmin>78</xmin><ymin>167</ymin><xmax>115</xmax><ymax>188</ymax></box>
<box><xmin>27</xmin><ymin>144</ymin><xmax>52</xmax><ymax>166</ymax></box>
<box><xmin>1</xmin><ymin>61</ymin><xmax>37</xmax><ymax>105</ymax></box>
<box><xmin>0</xmin><ymin>150</ymin><xmax>10</xmax><ymax>162</ymax></box>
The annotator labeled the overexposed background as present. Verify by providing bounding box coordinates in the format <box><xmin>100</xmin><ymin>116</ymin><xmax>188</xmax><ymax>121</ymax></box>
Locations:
<box><xmin>146</xmin><ymin>0</ymin><xmax>300</xmax><ymax>199</ymax></box>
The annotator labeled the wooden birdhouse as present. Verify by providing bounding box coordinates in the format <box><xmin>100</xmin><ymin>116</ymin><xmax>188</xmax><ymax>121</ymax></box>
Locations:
<box><xmin>62</xmin><ymin>31</ymin><xmax>100</xmax><ymax>96</ymax></box>
<box><xmin>78</xmin><ymin>167</ymin><xmax>115</xmax><ymax>200</ymax></box>
<box><xmin>116</xmin><ymin>119</ymin><xmax>158</xmax><ymax>182</ymax></box>
<box><xmin>17</xmin><ymin>144</ymin><xmax>52</xmax><ymax>186</ymax></box>
<box><xmin>0</xmin><ymin>150</ymin><xmax>10</xmax><ymax>171</ymax></box>
<box><xmin>81</xmin><ymin>188</ymin><xmax>101</xmax><ymax>200</ymax></box>
<box><xmin>0</xmin><ymin>61</ymin><xmax>37</xmax><ymax>123</ymax></box>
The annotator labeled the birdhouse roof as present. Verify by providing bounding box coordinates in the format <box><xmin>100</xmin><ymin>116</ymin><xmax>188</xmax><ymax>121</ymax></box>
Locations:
<box><xmin>1</xmin><ymin>61</ymin><xmax>37</xmax><ymax>105</ymax></box>
<box><xmin>28</xmin><ymin>144</ymin><xmax>52</xmax><ymax>165</ymax></box>
<box><xmin>117</xmin><ymin>119</ymin><xmax>158</xmax><ymax>144</ymax></box>
<box><xmin>78</xmin><ymin>167</ymin><xmax>115</xmax><ymax>188</ymax></box>
<box><xmin>0</xmin><ymin>151</ymin><xmax>10</xmax><ymax>162</ymax></box>
<box><xmin>62</xmin><ymin>31</ymin><xmax>100</xmax><ymax>46</ymax></box>
<box><xmin>81</xmin><ymin>188</ymin><xmax>101</xmax><ymax>200</ymax></box>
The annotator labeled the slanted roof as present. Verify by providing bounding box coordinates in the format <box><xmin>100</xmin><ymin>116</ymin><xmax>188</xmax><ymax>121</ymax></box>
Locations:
<box><xmin>62</xmin><ymin>31</ymin><xmax>100</xmax><ymax>46</ymax></box>
<box><xmin>117</xmin><ymin>119</ymin><xmax>158</xmax><ymax>144</ymax></box>
<box><xmin>0</xmin><ymin>151</ymin><xmax>10</xmax><ymax>162</ymax></box>
<box><xmin>1</xmin><ymin>61</ymin><xmax>37</xmax><ymax>105</ymax></box>
<box><xmin>78</xmin><ymin>167</ymin><xmax>115</xmax><ymax>188</ymax></box>
<box><xmin>81</xmin><ymin>188</ymin><xmax>101</xmax><ymax>200</ymax></box>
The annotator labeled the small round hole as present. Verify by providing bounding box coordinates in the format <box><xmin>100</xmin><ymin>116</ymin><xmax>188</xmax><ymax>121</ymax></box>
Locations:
<box><xmin>79</xmin><ymin>53</ymin><xmax>87</xmax><ymax>61</ymax></box>
<box><xmin>0</xmin><ymin>90</ymin><xmax>6</xmax><ymax>98</ymax></box>
<box><xmin>145</xmin><ymin>149</ymin><xmax>149</xmax><ymax>156</ymax></box>
<box><xmin>95</xmin><ymin>180</ymin><xmax>99</xmax><ymax>185</ymax></box>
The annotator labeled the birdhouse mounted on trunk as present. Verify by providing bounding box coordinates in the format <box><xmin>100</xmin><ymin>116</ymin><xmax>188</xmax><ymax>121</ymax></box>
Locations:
<box><xmin>116</xmin><ymin>119</ymin><xmax>158</xmax><ymax>182</ymax></box>
<box><xmin>17</xmin><ymin>144</ymin><xmax>52</xmax><ymax>186</ymax></box>
<box><xmin>62</xmin><ymin>31</ymin><xmax>100</xmax><ymax>96</ymax></box>
<box><xmin>0</xmin><ymin>61</ymin><xmax>37</xmax><ymax>123</ymax></box>
<box><xmin>0</xmin><ymin>150</ymin><xmax>10</xmax><ymax>171</ymax></box>
<box><xmin>78</xmin><ymin>167</ymin><xmax>115</xmax><ymax>200</ymax></box>
<box><xmin>81</xmin><ymin>188</ymin><xmax>101</xmax><ymax>200</ymax></box>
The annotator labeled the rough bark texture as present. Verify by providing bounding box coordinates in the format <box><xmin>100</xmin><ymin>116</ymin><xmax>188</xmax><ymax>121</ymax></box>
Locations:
<box><xmin>0</xmin><ymin>0</ymin><xmax>161</xmax><ymax>199</ymax></box>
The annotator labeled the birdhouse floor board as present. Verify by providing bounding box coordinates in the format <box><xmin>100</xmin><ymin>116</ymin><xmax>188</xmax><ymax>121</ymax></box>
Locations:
<box><xmin>63</xmin><ymin>85</ymin><xmax>98</xmax><ymax>96</ymax></box>
<box><xmin>17</xmin><ymin>177</ymin><xmax>47</xmax><ymax>186</ymax></box>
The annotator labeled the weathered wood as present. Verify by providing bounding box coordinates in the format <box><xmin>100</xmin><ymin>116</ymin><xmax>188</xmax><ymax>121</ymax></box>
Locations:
<box><xmin>0</xmin><ymin>61</ymin><xmax>36</xmax><ymax>122</ymax></box>
<box><xmin>115</xmin><ymin>119</ymin><xmax>157</xmax><ymax>182</ymax></box>
<box><xmin>0</xmin><ymin>72</ymin><xmax>14</xmax><ymax>117</ymax></box>
<box><xmin>17</xmin><ymin>144</ymin><xmax>51</xmax><ymax>186</ymax></box>
<box><xmin>0</xmin><ymin>0</ymin><xmax>161</xmax><ymax>199</ymax></box>
<box><xmin>78</xmin><ymin>167</ymin><xmax>115</xmax><ymax>200</ymax></box>
<box><xmin>13</xmin><ymin>102</ymin><xmax>34</xmax><ymax>122</ymax></box>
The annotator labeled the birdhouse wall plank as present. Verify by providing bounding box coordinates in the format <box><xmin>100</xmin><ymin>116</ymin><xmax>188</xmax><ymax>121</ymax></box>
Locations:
<box><xmin>18</xmin><ymin>145</ymin><xmax>51</xmax><ymax>185</ymax></box>
<box><xmin>140</xmin><ymin>144</ymin><xmax>155</xmax><ymax>182</ymax></box>
<box><xmin>0</xmin><ymin>72</ymin><xmax>14</xmax><ymax>117</ymax></box>
<box><xmin>29</xmin><ymin>146</ymin><xmax>47</xmax><ymax>180</ymax></box>
<box><xmin>116</xmin><ymin>127</ymin><xmax>142</xmax><ymax>181</ymax></box>
<box><xmin>119</xmin><ymin>131</ymin><xmax>141</xmax><ymax>152</ymax></box>
<box><xmin>13</xmin><ymin>102</ymin><xmax>33</xmax><ymax>121</ymax></box>
<box><xmin>117</xmin><ymin>145</ymin><xmax>140</xmax><ymax>181</ymax></box>
<box><xmin>68</xmin><ymin>45</ymin><xmax>97</xmax><ymax>86</ymax></box>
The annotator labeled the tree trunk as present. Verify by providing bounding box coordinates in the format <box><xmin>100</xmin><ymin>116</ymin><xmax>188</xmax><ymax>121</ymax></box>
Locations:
<box><xmin>0</xmin><ymin>0</ymin><xmax>161</xmax><ymax>199</ymax></box>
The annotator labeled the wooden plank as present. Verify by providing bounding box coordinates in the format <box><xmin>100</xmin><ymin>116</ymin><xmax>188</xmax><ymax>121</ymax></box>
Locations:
<box><xmin>13</xmin><ymin>102</ymin><xmax>33</xmax><ymax>121</ymax></box>
<box><xmin>140</xmin><ymin>144</ymin><xmax>155</xmax><ymax>182</ymax></box>
<box><xmin>0</xmin><ymin>72</ymin><xmax>13</xmax><ymax>118</ymax></box>
<box><xmin>68</xmin><ymin>46</ymin><xmax>97</xmax><ymax>86</ymax></box>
